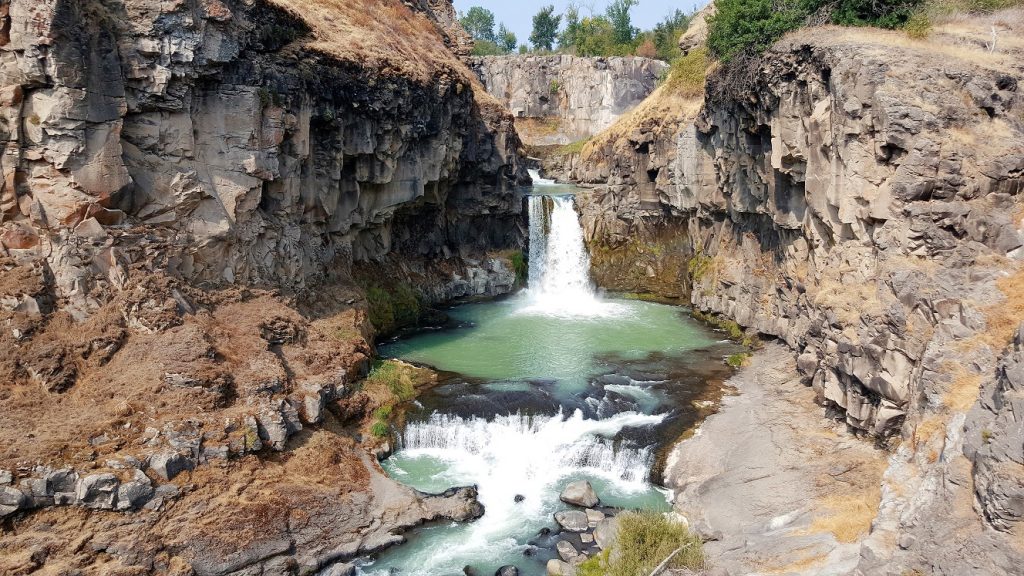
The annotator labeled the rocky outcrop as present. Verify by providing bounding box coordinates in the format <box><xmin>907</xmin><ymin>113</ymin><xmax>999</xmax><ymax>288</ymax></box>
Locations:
<box><xmin>561</xmin><ymin>16</ymin><xmax>1024</xmax><ymax>575</ymax></box>
<box><xmin>0</xmin><ymin>0</ymin><xmax>523</xmax><ymax>573</ymax></box>
<box><xmin>471</xmin><ymin>55</ymin><xmax>668</xmax><ymax>146</ymax></box>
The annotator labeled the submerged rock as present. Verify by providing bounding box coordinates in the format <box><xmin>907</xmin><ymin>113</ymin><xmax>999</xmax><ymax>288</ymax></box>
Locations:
<box><xmin>559</xmin><ymin>480</ymin><xmax>599</xmax><ymax>508</ymax></box>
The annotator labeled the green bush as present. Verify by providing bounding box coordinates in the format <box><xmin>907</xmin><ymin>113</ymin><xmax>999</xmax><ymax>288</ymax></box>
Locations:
<box><xmin>365</xmin><ymin>283</ymin><xmax>421</xmax><ymax>334</ymax></box>
<box><xmin>578</xmin><ymin>511</ymin><xmax>704</xmax><ymax>576</ymax></box>
<box><xmin>727</xmin><ymin>352</ymin><xmax>752</xmax><ymax>368</ymax></box>
<box><xmin>666</xmin><ymin>47</ymin><xmax>709</xmax><ymax>96</ymax></box>
<box><xmin>374</xmin><ymin>405</ymin><xmax>393</xmax><ymax>420</ymax></box>
<box><xmin>370</xmin><ymin>421</ymin><xmax>390</xmax><ymax>438</ymax></box>
<box><xmin>366</xmin><ymin>360</ymin><xmax>416</xmax><ymax>402</ymax></box>
<box><xmin>509</xmin><ymin>251</ymin><xmax>528</xmax><ymax>284</ymax></box>
<box><xmin>707</xmin><ymin>0</ymin><xmax>926</xmax><ymax>61</ymax></box>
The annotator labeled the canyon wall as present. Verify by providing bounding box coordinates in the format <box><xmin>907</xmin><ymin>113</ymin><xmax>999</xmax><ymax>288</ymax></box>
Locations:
<box><xmin>0</xmin><ymin>0</ymin><xmax>525</xmax><ymax>573</ymax></box>
<box><xmin>555</xmin><ymin>18</ymin><xmax>1024</xmax><ymax>575</ymax></box>
<box><xmin>471</xmin><ymin>54</ymin><xmax>668</xmax><ymax>147</ymax></box>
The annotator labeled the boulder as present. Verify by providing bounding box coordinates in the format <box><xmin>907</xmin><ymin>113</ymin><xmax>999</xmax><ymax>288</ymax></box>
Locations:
<box><xmin>556</xmin><ymin>540</ymin><xmax>579</xmax><ymax>562</ymax></box>
<box><xmin>594</xmin><ymin>517</ymin><xmax>620</xmax><ymax>550</ymax></box>
<box><xmin>495</xmin><ymin>566</ymin><xmax>519</xmax><ymax>576</ymax></box>
<box><xmin>554</xmin><ymin>510</ymin><xmax>590</xmax><ymax>532</ymax></box>
<box><xmin>149</xmin><ymin>451</ymin><xmax>194</xmax><ymax>481</ymax></box>
<box><xmin>116</xmin><ymin>470</ymin><xmax>154</xmax><ymax>511</ymax></box>
<box><xmin>0</xmin><ymin>470</ymin><xmax>11</xmax><ymax>485</ymax></box>
<box><xmin>546</xmin><ymin>558</ymin><xmax>573</xmax><ymax>576</ymax></box>
<box><xmin>0</xmin><ymin>485</ymin><xmax>30</xmax><ymax>517</ymax></box>
<box><xmin>585</xmin><ymin>508</ymin><xmax>605</xmax><ymax>526</ymax></box>
<box><xmin>559</xmin><ymin>480</ymin><xmax>599</xmax><ymax>508</ymax></box>
<box><xmin>76</xmin><ymin>473</ymin><xmax>119</xmax><ymax>510</ymax></box>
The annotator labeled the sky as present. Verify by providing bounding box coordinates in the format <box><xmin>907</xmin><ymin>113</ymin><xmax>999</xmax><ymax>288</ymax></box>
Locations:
<box><xmin>452</xmin><ymin>1</ymin><xmax>709</xmax><ymax>48</ymax></box>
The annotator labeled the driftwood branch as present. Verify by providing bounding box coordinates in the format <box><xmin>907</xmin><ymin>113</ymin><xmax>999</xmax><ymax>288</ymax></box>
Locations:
<box><xmin>647</xmin><ymin>541</ymin><xmax>696</xmax><ymax>576</ymax></box>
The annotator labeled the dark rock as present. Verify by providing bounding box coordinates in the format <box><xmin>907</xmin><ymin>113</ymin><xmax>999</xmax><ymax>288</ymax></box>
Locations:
<box><xmin>495</xmin><ymin>566</ymin><xmax>519</xmax><ymax>576</ymax></box>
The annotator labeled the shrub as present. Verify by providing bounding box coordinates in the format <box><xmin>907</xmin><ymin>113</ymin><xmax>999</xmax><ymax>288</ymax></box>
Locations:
<box><xmin>904</xmin><ymin>10</ymin><xmax>932</xmax><ymax>37</ymax></box>
<box><xmin>366</xmin><ymin>360</ymin><xmax>416</xmax><ymax>402</ymax></box>
<box><xmin>374</xmin><ymin>405</ymin><xmax>393</xmax><ymax>420</ymax></box>
<box><xmin>707</xmin><ymin>0</ymin><xmax>927</xmax><ymax>61</ymax></box>
<box><xmin>549</xmin><ymin>79</ymin><xmax>562</xmax><ymax>95</ymax></box>
<box><xmin>579</xmin><ymin>511</ymin><xmax>705</xmax><ymax>576</ymax></box>
<box><xmin>666</xmin><ymin>47</ymin><xmax>709</xmax><ymax>96</ymax></box>
<box><xmin>509</xmin><ymin>251</ymin><xmax>528</xmax><ymax>284</ymax></box>
<box><xmin>727</xmin><ymin>352</ymin><xmax>752</xmax><ymax>368</ymax></box>
<box><xmin>706</xmin><ymin>0</ymin><xmax>807</xmax><ymax>61</ymax></box>
<box><xmin>365</xmin><ymin>283</ymin><xmax>421</xmax><ymax>334</ymax></box>
<box><xmin>370</xmin><ymin>421</ymin><xmax>390</xmax><ymax>438</ymax></box>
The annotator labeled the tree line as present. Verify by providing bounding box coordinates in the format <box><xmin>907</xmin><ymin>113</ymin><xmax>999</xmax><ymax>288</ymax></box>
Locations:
<box><xmin>458</xmin><ymin>2</ymin><xmax>694</xmax><ymax>61</ymax></box>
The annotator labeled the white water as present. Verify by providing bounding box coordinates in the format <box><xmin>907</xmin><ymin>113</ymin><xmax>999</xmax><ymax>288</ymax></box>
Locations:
<box><xmin>528</xmin><ymin>168</ymin><xmax>557</xmax><ymax>185</ymax></box>
<box><xmin>366</xmin><ymin>410</ymin><xmax>666</xmax><ymax>574</ymax></box>
<box><xmin>523</xmin><ymin>194</ymin><xmax>624</xmax><ymax>318</ymax></box>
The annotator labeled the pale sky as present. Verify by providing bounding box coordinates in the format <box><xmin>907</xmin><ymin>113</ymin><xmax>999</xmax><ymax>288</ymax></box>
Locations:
<box><xmin>452</xmin><ymin>1</ymin><xmax>709</xmax><ymax>48</ymax></box>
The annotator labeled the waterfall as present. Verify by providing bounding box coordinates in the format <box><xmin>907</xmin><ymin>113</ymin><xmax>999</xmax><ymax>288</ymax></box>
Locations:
<box><xmin>525</xmin><ymin>194</ymin><xmax>612</xmax><ymax>316</ymax></box>
<box><xmin>528</xmin><ymin>168</ymin><xmax>557</xmax><ymax>186</ymax></box>
<box><xmin>398</xmin><ymin>410</ymin><xmax>663</xmax><ymax>525</ymax></box>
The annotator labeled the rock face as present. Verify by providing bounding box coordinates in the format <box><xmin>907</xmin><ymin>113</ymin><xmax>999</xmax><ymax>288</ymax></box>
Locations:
<box><xmin>0</xmin><ymin>0</ymin><xmax>520</xmax><ymax>573</ymax></box>
<box><xmin>0</xmin><ymin>0</ymin><xmax>526</xmax><ymax>294</ymax></box>
<box><xmin>471</xmin><ymin>55</ymin><xmax>668</xmax><ymax>146</ymax></box>
<box><xmin>558</xmin><ymin>19</ymin><xmax>1024</xmax><ymax>576</ymax></box>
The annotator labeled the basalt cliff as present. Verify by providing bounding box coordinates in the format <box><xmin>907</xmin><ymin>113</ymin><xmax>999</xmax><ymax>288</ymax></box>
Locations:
<box><xmin>542</xmin><ymin>9</ymin><xmax>1024</xmax><ymax>576</ymax></box>
<box><xmin>0</xmin><ymin>0</ymin><xmax>524</xmax><ymax>574</ymax></box>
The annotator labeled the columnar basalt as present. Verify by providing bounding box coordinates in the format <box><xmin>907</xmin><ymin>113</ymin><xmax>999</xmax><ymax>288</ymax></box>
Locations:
<box><xmin>0</xmin><ymin>0</ymin><xmax>525</xmax><ymax>573</ymax></box>
<box><xmin>556</xmin><ymin>19</ymin><xmax>1024</xmax><ymax>574</ymax></box>
<box><xmin>471</xmin><ymin>54</ymin><xmax>668</xmax><ymax>146</ymax></box>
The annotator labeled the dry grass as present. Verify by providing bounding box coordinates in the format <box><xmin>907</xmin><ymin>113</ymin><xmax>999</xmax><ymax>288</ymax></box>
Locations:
<box><xmin>912</xmin><ymin>414</ymin><xmax>950</xmax><ymax>451</ymax></box>
<box><xmin>942</xmin><ymin>361</ymin><xmax>985</xmax><ymax>411</ymax></box>
<box><xmin>785</xmin><ymin>14</ymin><xmax>1023</xmax><ymax>73</ymax></box>
<box><xmin>979</xmin><ymin>268</ymin><xmax>1024</xmax><ymax>350</ymax></box>
<box><xmin>812</xmin><ymin>275</ymin><xmax>886</xmax><ymax>326</ymax></box>
<box><xmin>809</xmin><ymin>489</ymin><xmax>881</xmax><ymax>543</ymax></box>
<box><xmin>267</xmin><ymin>0</ymin><xmax>467</xmax><ymax>81</ymax></box>
<box><xmin>760</xmin><ymin>549</ymin><xmax>829</xmax><ymax>574</ymax></box>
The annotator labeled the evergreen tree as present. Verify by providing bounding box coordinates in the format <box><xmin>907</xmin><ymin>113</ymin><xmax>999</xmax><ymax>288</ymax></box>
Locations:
<box><xmin>497</xmin><ymin>23</ymin><xmax>518</xmax><ymax>53</ymax></box>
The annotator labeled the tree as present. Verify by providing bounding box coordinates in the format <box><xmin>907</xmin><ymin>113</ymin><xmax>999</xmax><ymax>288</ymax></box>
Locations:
<box><xmin>497</xmin><ymin>23</ymin><xmax>517</xmax><ymax>53</ymax></box>
<box><xmin>530</xmin><ymin>5</ymin><xmax>561</xmax><ymax>51</ymax></box>
<box><xmin>606</xmin><ymin>0</ymin><xmax>639</xmax><ymax>46</ymax></box>
<box><xmin>635</xmin><ymin>37</ymin><xmax>657</xmax><ymax>58</ymax></box>
<box><xmin>652</xmin><ymin>9</ymin><xmax>690</xmax><ymax>61</ymax></box>
<box><xmin>459</xmin><ymin>6</ymin><xmax>496</xmax><ymax>43</ymax></box>
<box><xmin>573</xmin><ymin>16</ymin><xmax>619</xmax><ymax>56</ymax></box>
<box><xmin>559</xmin><ymin>4</ymin><xmax>583</xmax><ymax>51</ymax></box>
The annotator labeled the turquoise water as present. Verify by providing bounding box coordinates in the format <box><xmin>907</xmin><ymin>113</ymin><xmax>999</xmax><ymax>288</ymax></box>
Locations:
<box><xmin>356</xmin><ymin>184</ymin><xmax>735</xmax><ymax>576</ymax></box>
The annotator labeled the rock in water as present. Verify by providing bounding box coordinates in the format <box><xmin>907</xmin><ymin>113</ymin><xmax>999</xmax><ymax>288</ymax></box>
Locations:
<box><xmin>559</xmin><ymin>480</ymin><xmax>599</xmax><ymax>507</ymax></box>
<box><xmin>594</xmin><ymin>517</ymin><xmax>620</xmax><ymax>550</ymax></box>
<box><xmin>514</xmin><ymin>494</ymin><xmax>525</xmax><ymax>503</ymax></box>
<box><xmin>554</xmin><ymin>510</ymin><xmax>590</xmax><ymax>532</ymax></box>
<box><xmin>495</xmin><ymin>566</ymin><xmax>519</xmax><ymax>576</ymax></box>
<box><xmin>556</xmin><ymin>540</ymin><xmax>579</xmax><ymax>562</ymax></box>
<box><xmin>546</xmin><ymin>559</ymin><xmax>573</xmax><ymax>576</ymax></box>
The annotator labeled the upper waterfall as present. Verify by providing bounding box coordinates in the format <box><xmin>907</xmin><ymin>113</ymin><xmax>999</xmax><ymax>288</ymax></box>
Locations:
<box><xmin>524</xmin><ymin>193</ymin><xmax>616</xmax><ymax>317</ymax></box>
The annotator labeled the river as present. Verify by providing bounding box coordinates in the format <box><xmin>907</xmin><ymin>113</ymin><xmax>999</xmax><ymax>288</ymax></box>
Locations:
<box><xmin>357</xmin><ymin>174</ymin><xmax>737</xmax><ymax>575</ymax></box>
